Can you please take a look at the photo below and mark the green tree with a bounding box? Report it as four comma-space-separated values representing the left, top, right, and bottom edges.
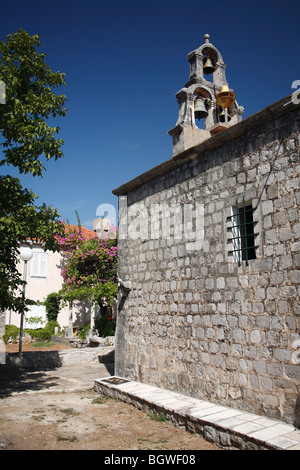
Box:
60, 235, 118, 306
59, 232, 118, 337
0, 30, 67, 316
0, 176, 64, 313
0, 29, 67, 176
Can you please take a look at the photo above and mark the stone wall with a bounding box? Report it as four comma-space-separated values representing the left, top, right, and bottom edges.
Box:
0, 346, 115, 369
114, 98, 300, 426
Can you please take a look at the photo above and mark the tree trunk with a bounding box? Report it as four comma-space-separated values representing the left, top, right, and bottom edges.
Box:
0, 309, 6, 338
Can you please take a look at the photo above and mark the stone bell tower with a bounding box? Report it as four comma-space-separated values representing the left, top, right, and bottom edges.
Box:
168, 34, 244, 156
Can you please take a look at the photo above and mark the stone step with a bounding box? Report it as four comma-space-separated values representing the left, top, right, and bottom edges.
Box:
94, 376, 300, 451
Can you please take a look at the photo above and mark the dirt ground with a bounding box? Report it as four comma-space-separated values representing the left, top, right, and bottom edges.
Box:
0, 341, 220, 451
0, 390, 220, 451
3, 341, 73, 353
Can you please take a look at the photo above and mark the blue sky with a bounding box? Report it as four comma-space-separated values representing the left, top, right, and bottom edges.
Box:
1, 0, 299, 229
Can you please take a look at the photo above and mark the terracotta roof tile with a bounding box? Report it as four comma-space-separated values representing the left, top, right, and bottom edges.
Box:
65, 224, 98, 240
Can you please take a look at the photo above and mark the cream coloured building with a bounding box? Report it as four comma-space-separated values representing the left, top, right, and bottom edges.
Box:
6, 224, 98, 333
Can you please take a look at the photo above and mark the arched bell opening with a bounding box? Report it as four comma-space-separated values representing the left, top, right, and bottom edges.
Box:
217, 105, 234, 123
202, 47, 218, 81
169, 34, 244, 156
216, 85, 236, 125
193, 88, 210, 129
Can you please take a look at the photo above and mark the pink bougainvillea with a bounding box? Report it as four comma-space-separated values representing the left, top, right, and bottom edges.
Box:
56, 222, 118, 309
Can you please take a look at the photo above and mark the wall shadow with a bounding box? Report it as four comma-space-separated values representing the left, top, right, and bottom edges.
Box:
2, 350, 62, 369
0, 351, 62, 398
97, 349, 115, 364
294, 395, 300, 429
103, 362, 114, 376
0, 367, 62, 398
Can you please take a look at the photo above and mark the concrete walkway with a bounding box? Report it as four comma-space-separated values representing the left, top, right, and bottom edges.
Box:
0, 347, 114, 396
0, 363, 114, 397
94, 375, 300, 451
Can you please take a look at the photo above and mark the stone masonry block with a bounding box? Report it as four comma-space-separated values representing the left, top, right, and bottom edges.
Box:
115, 106, 300, 427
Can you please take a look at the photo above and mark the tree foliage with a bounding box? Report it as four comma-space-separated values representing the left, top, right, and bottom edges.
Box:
0, 30, 66, 314
59, 231, 118, 309
44, 292, 62, 322
0, 175, 64, 313
0, 29, 67, 176
57, 225, 118, 336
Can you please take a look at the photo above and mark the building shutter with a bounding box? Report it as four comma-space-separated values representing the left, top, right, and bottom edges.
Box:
30, 252, 48, 277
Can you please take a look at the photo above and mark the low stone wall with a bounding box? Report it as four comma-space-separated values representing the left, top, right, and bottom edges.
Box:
0, 346, 114, 370
51, 335, 115, 348
94, 378, 271, 450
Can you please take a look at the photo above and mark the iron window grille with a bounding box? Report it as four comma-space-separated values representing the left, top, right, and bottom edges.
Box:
228, 197, 258, 266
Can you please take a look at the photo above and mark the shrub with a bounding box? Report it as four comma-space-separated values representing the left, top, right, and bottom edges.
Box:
78, 322, 90, 339
25, 321, 60, 342
44, 292, 61, 322
3, 321, 61, 344
3, 325, 19, 343
26, 328, 51, 342
95, 312, 116, 338
45, 320, 61, 335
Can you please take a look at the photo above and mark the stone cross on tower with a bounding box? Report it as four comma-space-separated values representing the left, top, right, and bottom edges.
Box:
168, 34, 244, 156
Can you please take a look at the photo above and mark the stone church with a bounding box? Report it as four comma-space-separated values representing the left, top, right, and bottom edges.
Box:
113, 35, 300, 427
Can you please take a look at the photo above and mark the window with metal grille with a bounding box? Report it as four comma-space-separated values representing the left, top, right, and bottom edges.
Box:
227, 197, 258, 266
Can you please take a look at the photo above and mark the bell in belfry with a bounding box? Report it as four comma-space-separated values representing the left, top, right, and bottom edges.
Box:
203, 57, 214, 74
219, 108, 231, 122
194, 98, 208, 120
